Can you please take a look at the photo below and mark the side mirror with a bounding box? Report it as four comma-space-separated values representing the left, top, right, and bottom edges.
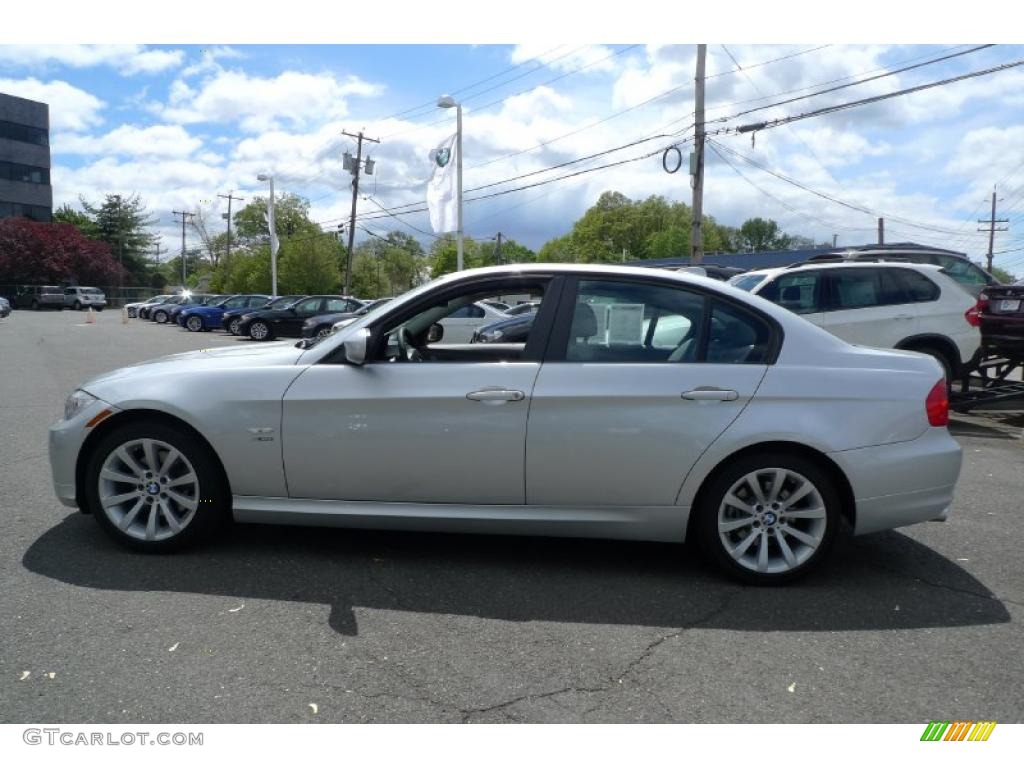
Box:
342, 328, 370, 366
427, 323, 444, 343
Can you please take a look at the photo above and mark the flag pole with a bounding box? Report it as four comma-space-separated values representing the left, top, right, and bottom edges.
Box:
455, 102, 463, 272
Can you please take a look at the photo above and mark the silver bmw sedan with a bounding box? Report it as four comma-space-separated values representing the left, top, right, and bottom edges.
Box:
49, 264, 961, 585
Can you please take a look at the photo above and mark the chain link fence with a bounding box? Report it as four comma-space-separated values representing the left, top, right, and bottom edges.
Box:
0, 284, 168, 309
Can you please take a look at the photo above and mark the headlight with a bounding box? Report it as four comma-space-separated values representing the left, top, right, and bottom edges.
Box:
64, 390, 97, 421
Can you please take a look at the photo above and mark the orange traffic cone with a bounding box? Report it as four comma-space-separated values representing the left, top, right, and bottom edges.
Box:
86, 307, 96, 324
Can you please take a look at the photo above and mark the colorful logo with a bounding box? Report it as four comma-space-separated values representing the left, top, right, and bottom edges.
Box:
435, 147, 451, 168
921, 721, 997, 741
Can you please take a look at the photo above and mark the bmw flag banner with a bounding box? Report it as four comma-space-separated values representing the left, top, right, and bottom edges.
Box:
427, 133, 458, 233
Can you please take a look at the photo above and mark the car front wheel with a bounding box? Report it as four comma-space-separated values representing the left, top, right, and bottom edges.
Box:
84, 420, 229, 552
186, 315, 204, 332
249, 320, 273, 341
73, 300, 82, 311
228, 318, 242, 335
695, 453, 840, 585
154, 310, 168, 323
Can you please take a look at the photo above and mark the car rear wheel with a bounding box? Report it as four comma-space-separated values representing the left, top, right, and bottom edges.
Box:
154, 310, 168, 323
186, 315, 204, 332
249, 320, 273, 341
912, 344, 955, 391
31, 299, 39, 311
73, 300, 82, 311
695, 453, 840, 585
85, 420, 229, 552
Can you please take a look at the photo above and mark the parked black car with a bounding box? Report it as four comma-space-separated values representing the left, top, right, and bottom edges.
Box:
139, 295, 189, 320
470, 312, 536, 344
238, 295, 362, 341
300, 297, 392, 339
221, 295, 304, 335
979, 283, 1024, 358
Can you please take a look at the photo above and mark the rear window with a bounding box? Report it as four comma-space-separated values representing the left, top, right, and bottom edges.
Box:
893, 269, 940, 302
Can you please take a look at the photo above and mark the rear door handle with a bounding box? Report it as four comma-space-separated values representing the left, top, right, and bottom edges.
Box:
682, 388, 739, 401
467, 388, 525, 403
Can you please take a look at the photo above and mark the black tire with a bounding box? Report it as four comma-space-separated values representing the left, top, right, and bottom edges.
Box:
31, 299, 39, 311
73, 300, 82, 311
228, 317, 242, 335
186, 315, 204, 332
95, 306, 104, 312
154, 310, 168, 324
694, 452, 841, 586
84, 419, 230, 553
248, 320, 274, 341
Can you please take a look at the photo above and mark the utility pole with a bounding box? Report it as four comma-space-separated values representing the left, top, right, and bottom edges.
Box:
877, 217, 884, 245
691, 44, 707, 265
978, 187, 1009, 272
153, 242, 165, 265
172, 211, 194, 288
342, 129, 380, 296
218, 191, 244, 269
832, 234, 838, 248
495, 232, 503, 265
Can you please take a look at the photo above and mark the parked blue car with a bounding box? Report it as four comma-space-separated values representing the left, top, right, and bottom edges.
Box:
179, 294, 272, 332
167, 294, 225, 325
220, 295, 305, 335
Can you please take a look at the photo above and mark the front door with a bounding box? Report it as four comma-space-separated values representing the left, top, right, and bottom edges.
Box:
282, 277, 557, 504
526, 277, 772, 507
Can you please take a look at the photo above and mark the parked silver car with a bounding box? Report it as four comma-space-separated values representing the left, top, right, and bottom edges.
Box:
63, 286, 107, 311
49, 264, 961, 584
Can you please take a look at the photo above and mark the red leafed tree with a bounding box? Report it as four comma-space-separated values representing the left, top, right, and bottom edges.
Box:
0, 218, 124, 285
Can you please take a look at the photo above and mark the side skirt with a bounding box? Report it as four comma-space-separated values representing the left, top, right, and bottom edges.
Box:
232, 496, 689, 543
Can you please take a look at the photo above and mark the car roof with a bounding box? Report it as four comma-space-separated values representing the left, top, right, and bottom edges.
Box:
739, 261, 946, 279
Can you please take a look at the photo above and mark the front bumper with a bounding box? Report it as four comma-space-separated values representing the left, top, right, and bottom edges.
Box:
48, 397, 118, 509
828, 427, 963, 536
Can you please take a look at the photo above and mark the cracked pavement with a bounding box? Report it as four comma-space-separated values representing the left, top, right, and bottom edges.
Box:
1, 310, 1022, 723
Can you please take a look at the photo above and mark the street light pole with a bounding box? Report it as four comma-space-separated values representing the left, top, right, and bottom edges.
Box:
257, 174, 278, 296
438, 95, 464, 271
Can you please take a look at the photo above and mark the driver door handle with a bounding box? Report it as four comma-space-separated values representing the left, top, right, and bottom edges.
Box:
682, 388, 738, 401
466, 388, 525, 403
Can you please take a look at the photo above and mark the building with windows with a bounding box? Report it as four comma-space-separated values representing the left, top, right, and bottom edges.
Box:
0, 92, 52, 222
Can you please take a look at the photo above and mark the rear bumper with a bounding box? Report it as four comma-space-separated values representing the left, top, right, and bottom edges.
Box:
828, 427, 962, 536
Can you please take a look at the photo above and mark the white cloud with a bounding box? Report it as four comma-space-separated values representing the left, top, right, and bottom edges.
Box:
159, 70, 384, 132
0, 45, 184, 75
510, 44, 620, 74
180, 47, 246, 79
54, 124, 204, 159
0, 77, 105, 131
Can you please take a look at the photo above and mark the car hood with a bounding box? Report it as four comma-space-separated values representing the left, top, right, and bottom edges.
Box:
81, 342, 305, 395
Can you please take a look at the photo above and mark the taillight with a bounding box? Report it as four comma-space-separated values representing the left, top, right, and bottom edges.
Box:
926, 379, 949, 427
965, 294, 988, 327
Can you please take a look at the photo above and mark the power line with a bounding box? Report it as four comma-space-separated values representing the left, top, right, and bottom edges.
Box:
364, 195, 438, 239
706, 44, 832, 80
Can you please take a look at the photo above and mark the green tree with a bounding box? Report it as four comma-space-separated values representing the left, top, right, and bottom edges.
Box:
990, 265, 1018, 284
478, 237, 535, 266
79, 193, 157, 281
537, 233, 580, 263
53, 204, 99, 239
233, 193, 315, 243
430, 234, 482, 278
278, 233, 342, 295
736, 217, 792, 252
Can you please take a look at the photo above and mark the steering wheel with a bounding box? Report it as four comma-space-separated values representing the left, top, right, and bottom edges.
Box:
396, 326, 424, 362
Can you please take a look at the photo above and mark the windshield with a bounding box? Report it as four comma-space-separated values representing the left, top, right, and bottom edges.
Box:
729, 274, 767, 292
267, 295, 305, 309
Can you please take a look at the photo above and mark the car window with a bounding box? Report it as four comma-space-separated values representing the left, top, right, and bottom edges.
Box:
729, 274, 766, 292
757, 272, 821, 314
294, 298, 323, 314
708, 301, 773, 364
223, 296, 248, 309
449, 304, 485, 318
64, 288, 75, 295
934, 255, 992, 287
830, 270, 881, 310
894, 269, 940, 302
567, 279, 705, 364
324, 298, 353, 312
247, 296, 268, 307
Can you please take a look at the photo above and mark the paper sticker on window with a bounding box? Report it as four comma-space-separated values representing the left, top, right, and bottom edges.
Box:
606, 304, 645, 345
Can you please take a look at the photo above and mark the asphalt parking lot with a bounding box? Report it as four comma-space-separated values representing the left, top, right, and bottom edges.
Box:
1, 308, 1022, 723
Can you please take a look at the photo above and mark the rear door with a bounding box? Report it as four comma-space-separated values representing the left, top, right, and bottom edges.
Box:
439, 303, 487, 343
821, 268, 916, 347
280, 297, 326, 335
526, 276, 772, 507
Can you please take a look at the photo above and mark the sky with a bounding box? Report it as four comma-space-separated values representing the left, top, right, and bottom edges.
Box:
2, 42, 1024, 276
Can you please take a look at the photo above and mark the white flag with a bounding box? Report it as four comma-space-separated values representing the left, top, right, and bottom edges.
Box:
426, 133, 458, 234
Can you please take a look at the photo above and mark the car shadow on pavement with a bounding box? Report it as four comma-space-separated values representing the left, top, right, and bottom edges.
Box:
23, 514, 1011, 636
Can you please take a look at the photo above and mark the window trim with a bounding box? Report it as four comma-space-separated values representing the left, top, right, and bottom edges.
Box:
545, 272, 783, 365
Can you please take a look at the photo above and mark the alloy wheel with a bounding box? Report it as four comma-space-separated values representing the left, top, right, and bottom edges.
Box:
97, 438, 199, 542
250, 321, 269, 340
186, 315, 203, 332
717, 468, 827, 575
316, 327, 332, 339
229, 318, 241, 335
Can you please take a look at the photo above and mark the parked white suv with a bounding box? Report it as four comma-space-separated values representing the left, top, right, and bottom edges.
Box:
730, 262, 981, 381
63, 286, 107, 311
